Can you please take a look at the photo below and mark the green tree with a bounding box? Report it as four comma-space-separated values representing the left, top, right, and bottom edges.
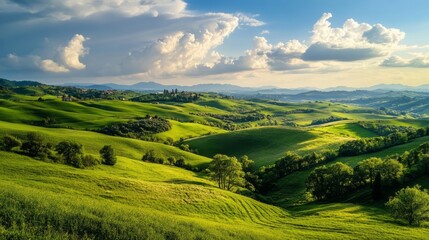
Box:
354, 157, 382, 186
307, 162, 353, 200
167, 156, 176, 165
239, 155, 254, 172
379, 159, 404, 185
100, 145, 117, 166
1, 135, 22, 151
56, 141, 84, 168
21, 132, 50, 159
386, 185, 429, 225
208, 154, 245, 190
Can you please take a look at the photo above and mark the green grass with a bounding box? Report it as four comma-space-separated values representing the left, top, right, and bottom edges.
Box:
1, 151, 429, 239
316, 122, 379, 138
155, 120, 226, 141
0, 121, 211, 168
186, 127, 350, 168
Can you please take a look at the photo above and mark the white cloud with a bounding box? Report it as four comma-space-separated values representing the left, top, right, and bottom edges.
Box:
235, 13, 265, 27
0, 34, 88, 73
1, 0, 188, 20
382, 55, 429, 68
40, 59, 69, 73
121, 13, 239, 75
260, 30, 270, 35
304, 12, 405, 61
60, 34, 88, 70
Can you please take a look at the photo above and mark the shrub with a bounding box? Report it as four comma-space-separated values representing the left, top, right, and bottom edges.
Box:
1, 135, 22, 151
100, 145, 117, 166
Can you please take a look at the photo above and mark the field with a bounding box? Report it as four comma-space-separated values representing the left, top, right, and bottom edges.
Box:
1, 88, 429, 239
2, 151, 429, 239
186, 127, 351, 168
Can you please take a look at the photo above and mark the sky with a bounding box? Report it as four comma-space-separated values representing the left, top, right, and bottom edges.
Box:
1, 0, 429, 88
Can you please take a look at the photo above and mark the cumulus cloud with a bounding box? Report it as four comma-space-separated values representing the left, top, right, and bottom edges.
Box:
60, 34, 88, 70
121, 14, 239, 75
235, 13, 265, 27
382, 55, 429, 68
260, 30, 270, 35
0, 34, 88, 73
40, 59, 69, 73
304, 12, 405, 61
1, 0, 188, 20
188, 12, 408, 76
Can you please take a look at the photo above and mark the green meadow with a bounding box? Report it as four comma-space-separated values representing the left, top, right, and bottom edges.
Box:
1, 90, 429, 239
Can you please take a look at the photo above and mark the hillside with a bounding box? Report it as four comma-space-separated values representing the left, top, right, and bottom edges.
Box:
186, 127, 350, 168
1, 81, 429, 239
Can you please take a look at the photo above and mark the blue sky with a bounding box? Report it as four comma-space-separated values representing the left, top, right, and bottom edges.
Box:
1, 0, 429, 88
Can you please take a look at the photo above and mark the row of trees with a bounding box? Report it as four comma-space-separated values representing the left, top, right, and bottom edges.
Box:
1, 133, 116, 168
307, 142, 429, 201
251, 151, 337, 193
357, 121, 415, 136
338, 127, 429, 156
306, 158, 404, 200
99, 115, 171, 139
131, 92, 200, 103
141, 150, 197, 171
310, 116, 348, 125
194, 112, 265, 123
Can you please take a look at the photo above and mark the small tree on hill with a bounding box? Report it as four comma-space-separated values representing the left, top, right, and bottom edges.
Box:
56, 141, 84, 168
100, 145, 117, 166
1, 135, 22, 151
208, 154, 245, 190
21, 132, 50, 159
386, 185, 429, 225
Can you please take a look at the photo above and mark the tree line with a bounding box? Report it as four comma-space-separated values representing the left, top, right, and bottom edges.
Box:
306, 142, 429, 201
99, 115, 171, 139
1, 133, 117, 168
338, 126, 429, 156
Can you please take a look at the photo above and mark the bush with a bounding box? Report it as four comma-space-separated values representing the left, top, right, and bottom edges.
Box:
56, 141, 85, 168
21, 132, 51, 159
386, 185, 429, 225
1, 135, 22, 151
82, 155, 101, 167
100, 145, 117, 166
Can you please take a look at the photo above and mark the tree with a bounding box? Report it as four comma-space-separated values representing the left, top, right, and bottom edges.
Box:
379, 159, 404, 185
353, 157, 382, 186
21, 132, 50, 159
386, 185, 429, 225
100, 145, 117, 166
239, 155, 254, 172
207, 154, 245, 190
307, 162, 353, 200
1, 135, 22, 151
56, 141, 84, 168
167, 156, 176, 165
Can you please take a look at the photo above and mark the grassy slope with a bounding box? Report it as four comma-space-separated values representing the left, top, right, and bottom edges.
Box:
0, 121, 211, 168
2, 151, 428, 239
155, 120, 227, 141
0, 97, 226, 140
186, 127, 350, 168
315, 122, 379, 138
269, 135, 429, 207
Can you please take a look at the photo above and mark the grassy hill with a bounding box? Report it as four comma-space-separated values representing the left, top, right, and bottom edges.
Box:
186, 127, 351, 168
0, 121, 211, 168
2, 151, 429, 239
